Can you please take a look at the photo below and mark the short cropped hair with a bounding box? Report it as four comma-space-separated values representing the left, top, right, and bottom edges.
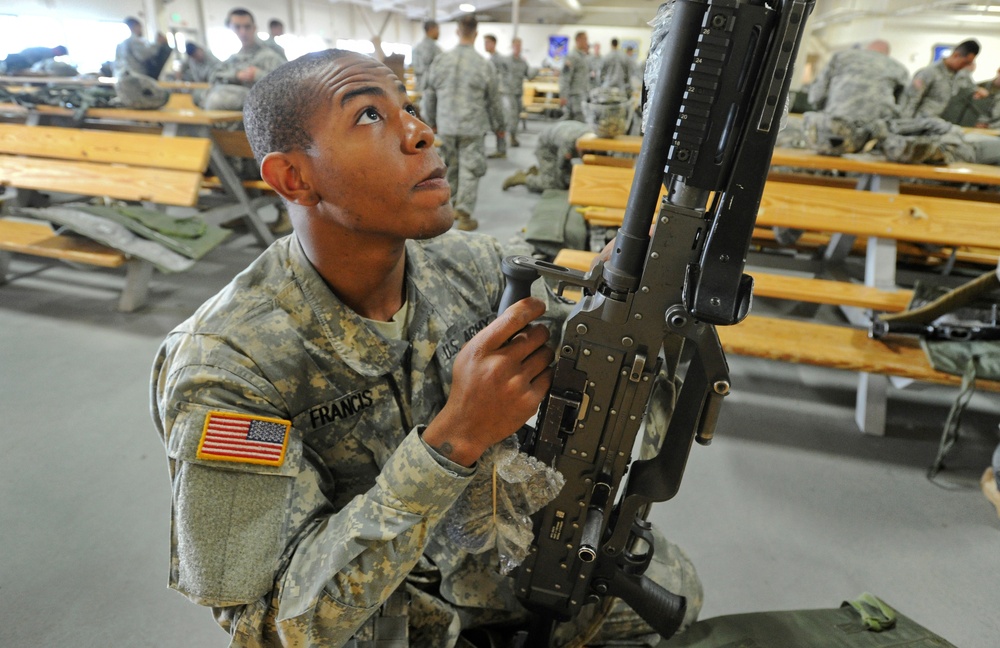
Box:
124, 17, 141, 30
575, 31, 587, 41
225, 8, 255, 27
269, 19, 284, 30
484, 34, 497, 45
244, 49, 356, 167
954, 39, 980, 57
611, 38, 619, 47
423, 20, 438, 32
457, 15, 478, 37
185, 42, 199, 56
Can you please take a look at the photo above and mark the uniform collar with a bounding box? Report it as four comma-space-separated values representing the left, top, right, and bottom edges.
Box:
289, 235, 462, 377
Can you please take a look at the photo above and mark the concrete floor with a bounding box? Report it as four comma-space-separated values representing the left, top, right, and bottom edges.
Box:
1, 119, 998, 647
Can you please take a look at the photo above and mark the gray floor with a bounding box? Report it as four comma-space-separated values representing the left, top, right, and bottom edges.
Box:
2, 120, 998, 647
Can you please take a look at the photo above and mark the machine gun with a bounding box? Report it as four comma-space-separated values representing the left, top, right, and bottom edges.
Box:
497, 0, 814, 639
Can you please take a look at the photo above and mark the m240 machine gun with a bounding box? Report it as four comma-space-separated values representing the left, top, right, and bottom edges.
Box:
497, 0, 815, 639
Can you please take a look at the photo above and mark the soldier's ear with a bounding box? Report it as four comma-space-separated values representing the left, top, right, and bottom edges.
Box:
260, 151, 319, 206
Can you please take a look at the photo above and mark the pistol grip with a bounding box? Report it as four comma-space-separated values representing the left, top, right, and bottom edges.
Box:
499, 255, 541, 314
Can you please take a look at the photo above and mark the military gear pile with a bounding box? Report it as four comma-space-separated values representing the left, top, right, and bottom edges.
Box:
803, 112, 978, 164
582, 86, 633, 138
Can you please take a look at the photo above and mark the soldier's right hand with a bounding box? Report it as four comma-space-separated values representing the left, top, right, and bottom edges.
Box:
422, 298, 553, 467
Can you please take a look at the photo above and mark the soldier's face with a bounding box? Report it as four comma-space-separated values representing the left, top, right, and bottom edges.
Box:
485, 40, 496, 54
228, 15, 257, 47
298, 54, 453, 238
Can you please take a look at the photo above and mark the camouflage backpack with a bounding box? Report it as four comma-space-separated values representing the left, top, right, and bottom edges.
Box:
115, 70, 170, 110
802, 111, 887, 156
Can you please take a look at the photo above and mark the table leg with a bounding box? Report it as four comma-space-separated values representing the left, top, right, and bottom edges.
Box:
118, 258, 153, 312
852, 173, 900, 436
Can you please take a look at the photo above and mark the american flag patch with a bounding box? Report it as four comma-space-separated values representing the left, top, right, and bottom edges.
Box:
196, 412, 291, 467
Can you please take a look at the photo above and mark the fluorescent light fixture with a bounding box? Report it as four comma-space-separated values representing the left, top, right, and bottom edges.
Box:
459, 3, 476, 12
954, 14, 1000, 22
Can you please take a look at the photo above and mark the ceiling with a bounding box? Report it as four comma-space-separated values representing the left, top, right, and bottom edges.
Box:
374, 0, 1000, 31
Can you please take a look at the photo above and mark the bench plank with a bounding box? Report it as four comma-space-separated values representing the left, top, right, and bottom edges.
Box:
551, 249, 913, 312
0, 154, 203, 206
210, 128, 255, 159
0, 218, 125, 268
719, 316, 1000, 392
0, 123, 211, 172
569, 165, 1000, 250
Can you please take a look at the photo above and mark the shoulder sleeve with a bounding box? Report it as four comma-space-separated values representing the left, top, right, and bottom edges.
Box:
152, 332, 474, 644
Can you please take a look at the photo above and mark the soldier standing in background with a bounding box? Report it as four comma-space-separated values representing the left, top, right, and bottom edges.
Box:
502, 120, 595, 193
265, 19, 288, 61
201, 8, 287, 110
484, 34, 511, 159
808, 39, 909, 121
900, 39, 986, 119
599, 38, 633, 97
114, 17, 171, 79
559, 31, 593, 121
506, 37, 533, 147
411, 20, 441, 92
422, 15, 505, 232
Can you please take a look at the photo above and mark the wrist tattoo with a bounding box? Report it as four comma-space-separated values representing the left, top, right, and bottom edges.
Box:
435, 441, 454, 457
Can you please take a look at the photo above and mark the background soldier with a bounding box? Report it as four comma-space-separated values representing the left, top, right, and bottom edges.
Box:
599, 37, 633, 97
201, 8, 287, 110
808, 39, 909, 121
180, 42, 220, 83
559, 31, 593, 121
114, 17, 171, 79
505, 37, 533, 148
503, 119, 594, 193
265, 19, 288, 61
411, 20, 441, 92
900, 39, 985, 119
484, 34, 512, 158
422, 15, 505, 231
1, 45, 68, 75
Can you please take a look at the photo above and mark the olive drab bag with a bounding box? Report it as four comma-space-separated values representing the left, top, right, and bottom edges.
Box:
661, 594, 958, 647
876, 268, 1000, 478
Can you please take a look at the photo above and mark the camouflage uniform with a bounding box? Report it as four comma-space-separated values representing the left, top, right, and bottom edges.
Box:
422, 45, 505, 218
114, 35, 171, 78
900, 60, 977, 119
488, 52, 512, 155
504, 54, 533, 144
412, 38, 442, 92
152, 231, 702, 647
526, 120, 594, 193
181, 51, 222, 84
202, 39, 287, 111
599, 49, 634, 97
807, 48, 909, 121
559, 48, 593, 121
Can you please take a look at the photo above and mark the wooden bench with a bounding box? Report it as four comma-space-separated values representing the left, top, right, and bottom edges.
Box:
568, 164, 1000, 268
0, 121, 212, 311
522, 80, 561, 116
551, 248, 1000, 432
562, 163, 1000, 434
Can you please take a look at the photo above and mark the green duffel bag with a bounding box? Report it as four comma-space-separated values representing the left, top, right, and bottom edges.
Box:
660, 593, 957, 648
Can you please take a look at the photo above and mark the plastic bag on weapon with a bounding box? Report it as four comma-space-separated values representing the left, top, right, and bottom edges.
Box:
442, 435, 565, 575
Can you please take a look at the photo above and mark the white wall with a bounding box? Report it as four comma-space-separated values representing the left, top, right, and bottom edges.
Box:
805, 15, 1000, 85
